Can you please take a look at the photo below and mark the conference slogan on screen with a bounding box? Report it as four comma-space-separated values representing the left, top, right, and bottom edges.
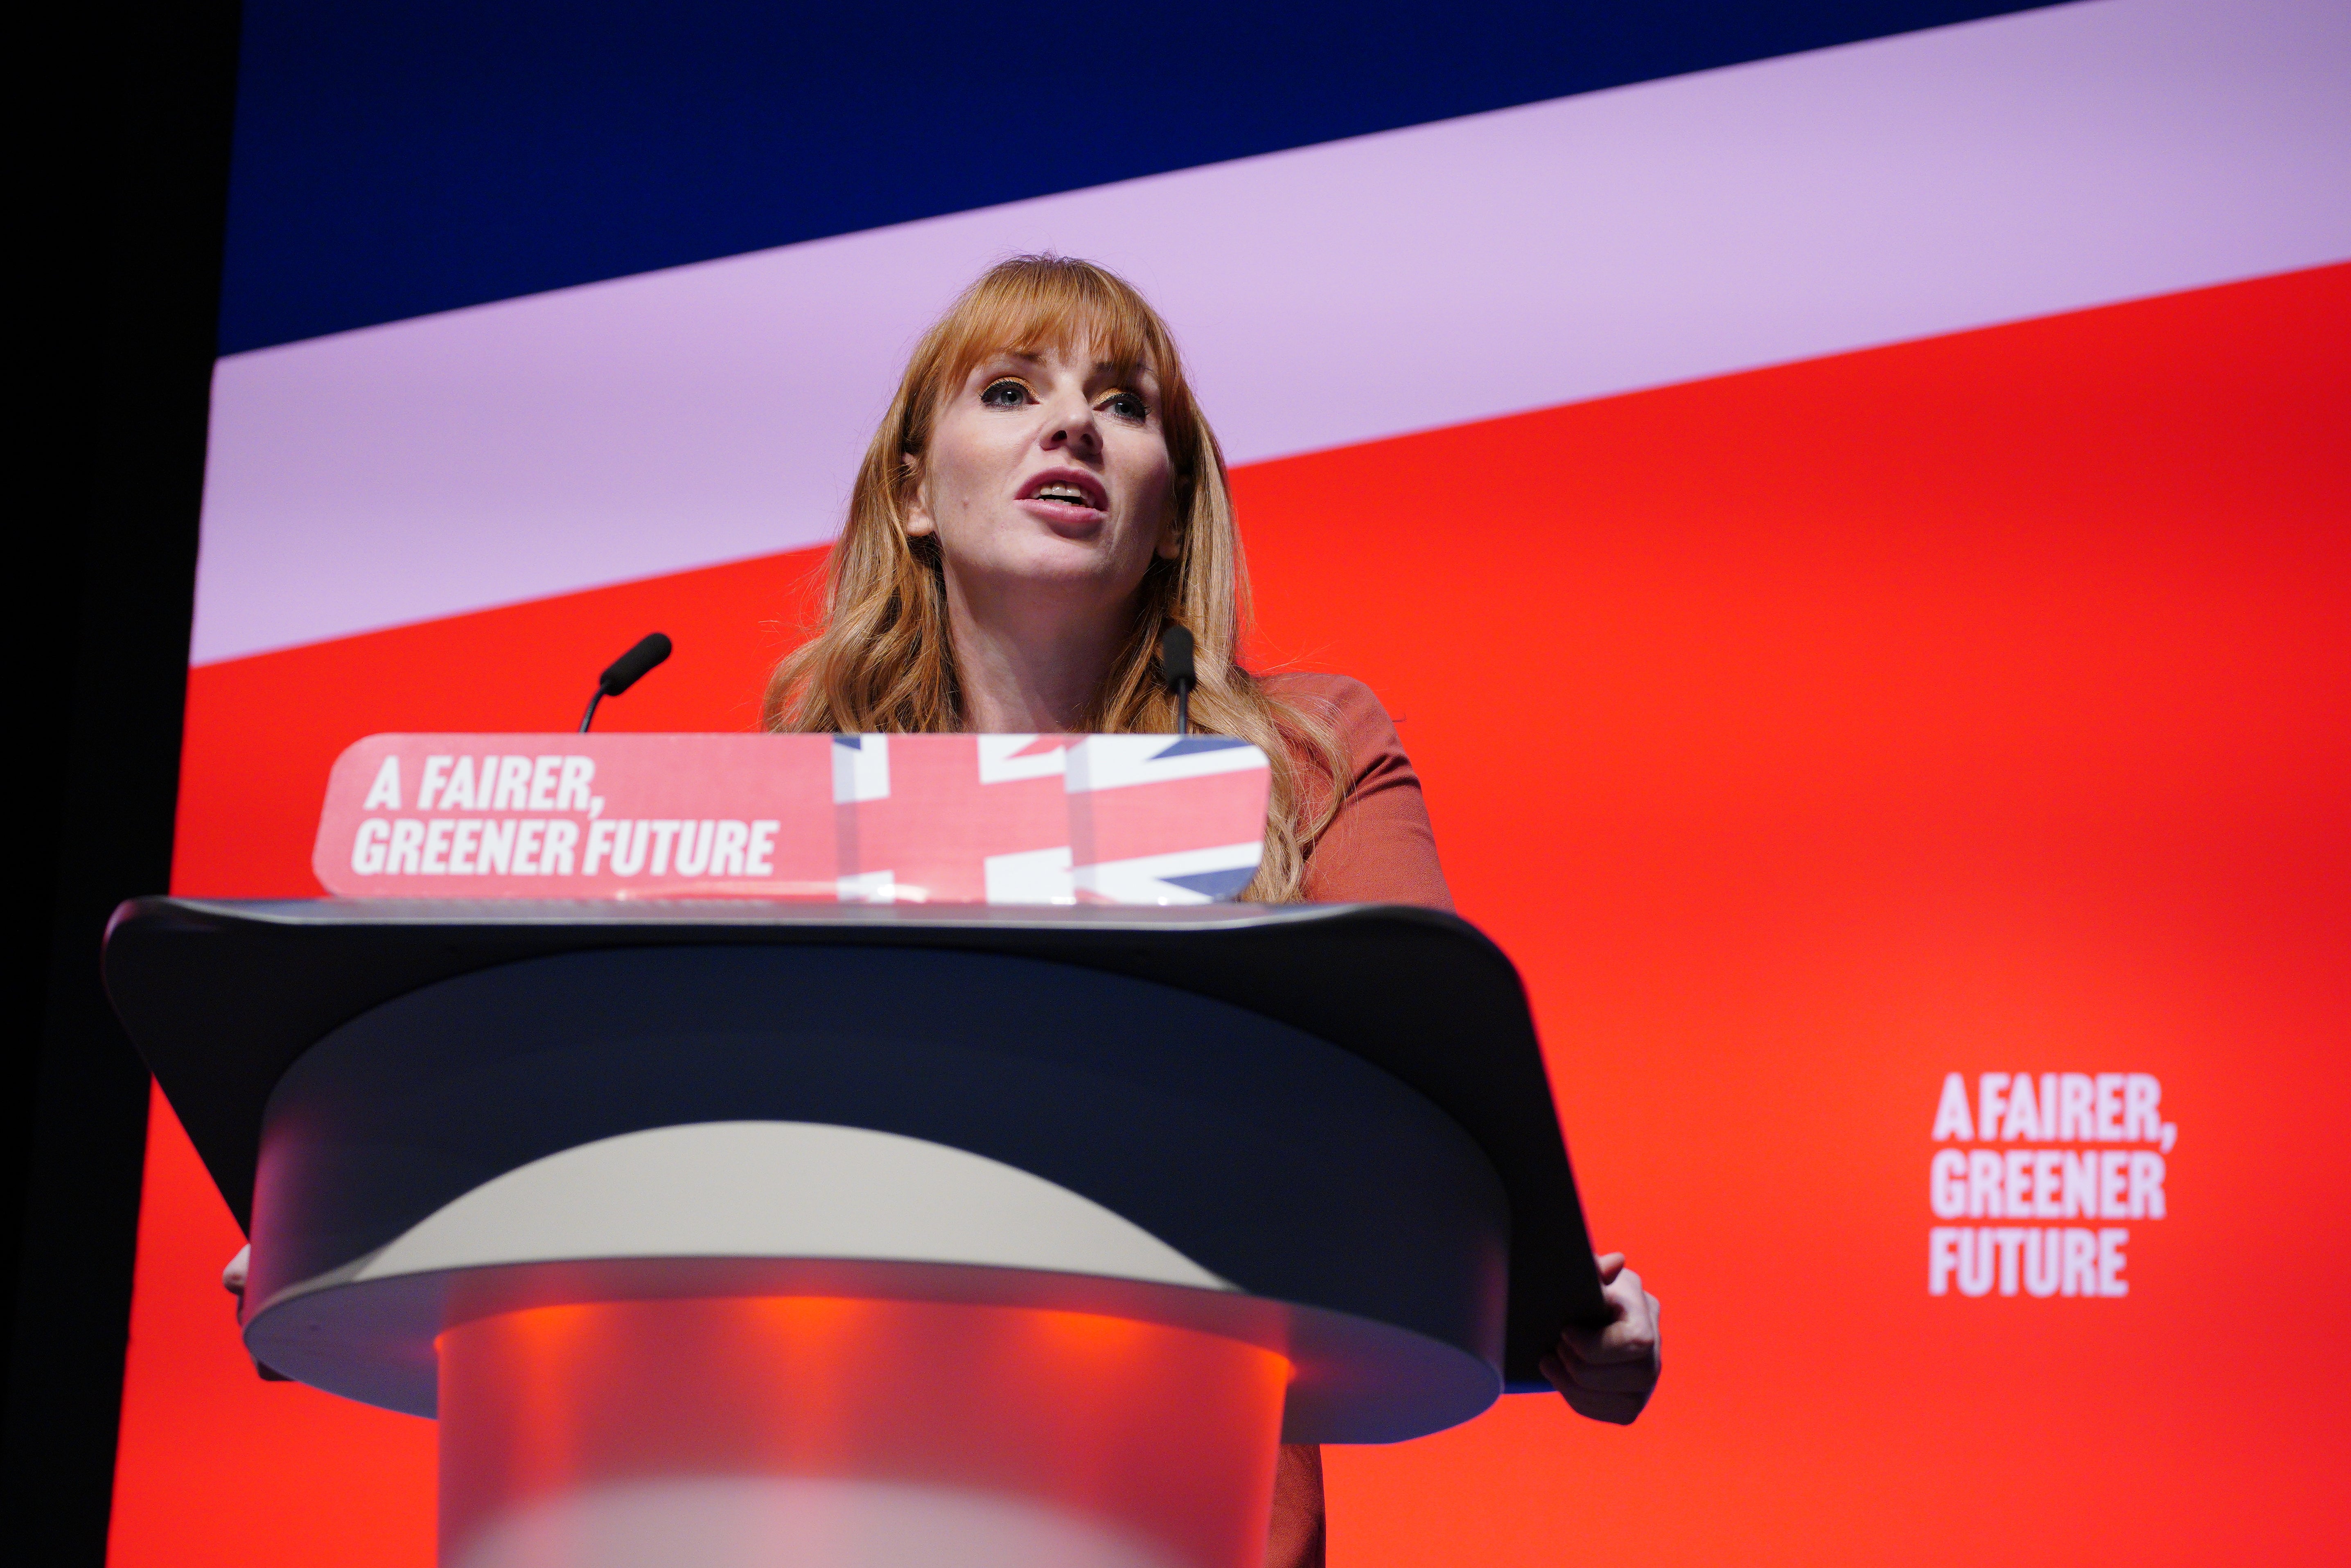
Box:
347, 752, 783, 881
1927, 1072, 2174, 1300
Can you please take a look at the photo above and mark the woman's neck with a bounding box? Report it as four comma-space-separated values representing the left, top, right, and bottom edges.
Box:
944, 572, 1130, 733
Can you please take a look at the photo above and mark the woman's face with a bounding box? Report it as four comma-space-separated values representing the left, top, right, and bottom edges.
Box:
905, 341, 1179, 609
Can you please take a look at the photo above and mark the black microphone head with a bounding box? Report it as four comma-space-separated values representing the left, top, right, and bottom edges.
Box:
1159, 624, 1195, 691
598, 633, 673, 697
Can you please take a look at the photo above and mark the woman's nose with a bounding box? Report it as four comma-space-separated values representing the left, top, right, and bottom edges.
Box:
1042, 397, 1101, 454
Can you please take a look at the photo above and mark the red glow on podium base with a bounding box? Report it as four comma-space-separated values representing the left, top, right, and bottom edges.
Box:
436, 1296, 1290, 1568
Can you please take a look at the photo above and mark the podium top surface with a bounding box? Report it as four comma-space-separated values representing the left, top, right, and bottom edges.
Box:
104, 897, 1609, 1346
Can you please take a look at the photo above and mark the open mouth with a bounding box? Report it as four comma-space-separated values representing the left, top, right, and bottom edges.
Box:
1019, 471, 1108, 511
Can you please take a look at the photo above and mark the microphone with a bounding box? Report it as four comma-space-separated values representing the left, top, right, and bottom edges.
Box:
579, 633, 673, 732
1159, 624, 1195, 737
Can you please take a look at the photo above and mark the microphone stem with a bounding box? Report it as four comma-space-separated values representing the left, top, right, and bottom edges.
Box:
578, 689, 603, 734
1177, 685, 1191, 737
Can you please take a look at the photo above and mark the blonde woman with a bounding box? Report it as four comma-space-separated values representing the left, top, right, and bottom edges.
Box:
768, 255, 1661, 1566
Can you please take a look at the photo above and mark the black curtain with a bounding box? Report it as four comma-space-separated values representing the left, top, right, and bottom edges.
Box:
5, 1, 242, 1560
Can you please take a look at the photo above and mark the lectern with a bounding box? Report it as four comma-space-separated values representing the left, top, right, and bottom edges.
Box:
105, 897, 1604, 1568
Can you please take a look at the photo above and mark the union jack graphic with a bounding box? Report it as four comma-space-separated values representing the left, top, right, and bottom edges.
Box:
830, 733, 1269, 903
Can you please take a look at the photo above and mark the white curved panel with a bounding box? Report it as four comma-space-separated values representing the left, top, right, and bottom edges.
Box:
355, 1120, 1231, 1292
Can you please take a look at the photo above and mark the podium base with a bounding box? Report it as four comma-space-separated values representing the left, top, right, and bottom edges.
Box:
438, 1295, 1288, 1568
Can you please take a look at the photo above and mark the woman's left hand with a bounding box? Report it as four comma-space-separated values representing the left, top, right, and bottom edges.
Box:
1539, 1252, 1661, 1425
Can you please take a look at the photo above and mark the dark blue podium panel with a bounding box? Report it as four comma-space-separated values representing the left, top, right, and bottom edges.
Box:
104, 899, 1606, 1392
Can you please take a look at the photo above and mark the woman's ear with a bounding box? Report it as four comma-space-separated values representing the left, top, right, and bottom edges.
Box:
901, 455, 936, 538
1154, 499, 1184, 560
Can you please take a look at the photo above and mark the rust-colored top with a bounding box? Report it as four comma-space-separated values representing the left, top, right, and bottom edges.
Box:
1261, 672, 1451, 1568
1273, 671, 1452, 912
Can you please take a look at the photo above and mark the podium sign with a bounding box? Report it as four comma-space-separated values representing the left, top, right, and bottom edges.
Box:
315, 732, 1271, 904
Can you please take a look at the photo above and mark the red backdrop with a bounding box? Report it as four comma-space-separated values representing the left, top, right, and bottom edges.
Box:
115, 262, 2351, 1565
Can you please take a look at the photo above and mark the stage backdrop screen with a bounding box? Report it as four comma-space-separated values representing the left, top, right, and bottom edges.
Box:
113, 3, 2351, 1564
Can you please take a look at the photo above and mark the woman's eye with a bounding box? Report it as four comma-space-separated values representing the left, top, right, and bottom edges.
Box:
980, 378, 1030, 407
1103, 392, 1149, 421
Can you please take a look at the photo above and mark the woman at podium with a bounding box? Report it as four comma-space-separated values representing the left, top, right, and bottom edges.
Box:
763, 255, 1661, 1567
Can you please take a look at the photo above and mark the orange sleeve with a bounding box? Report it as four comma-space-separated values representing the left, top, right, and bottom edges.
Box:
1268, 672, 1454, 912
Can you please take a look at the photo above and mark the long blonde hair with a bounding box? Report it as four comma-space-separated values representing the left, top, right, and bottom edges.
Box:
763, 255, 1344, 901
